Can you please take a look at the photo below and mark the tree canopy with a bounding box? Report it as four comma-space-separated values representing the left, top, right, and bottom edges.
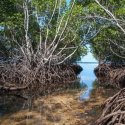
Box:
0, 0, 125, 63
76, 0, 125, 63
0, 0, 87, 62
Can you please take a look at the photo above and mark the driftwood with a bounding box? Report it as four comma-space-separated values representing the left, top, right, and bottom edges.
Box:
94, 64, 125, 88
96, 88, 125, 125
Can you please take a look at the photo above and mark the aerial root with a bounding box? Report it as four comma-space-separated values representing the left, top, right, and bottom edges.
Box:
94, 64, 125, 88
96, 88, 125, 125
0, 62, 77, 98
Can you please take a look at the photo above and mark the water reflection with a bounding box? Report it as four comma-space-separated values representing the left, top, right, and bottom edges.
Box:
78, 63, 98, 100
0, 79, 82, 117
1, 63, 119, 125
0, 61, 98, 117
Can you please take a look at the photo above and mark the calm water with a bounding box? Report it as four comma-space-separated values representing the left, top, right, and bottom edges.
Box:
1, 61, 118, 125
0, 63, 98, 117
78, 62, 98, 100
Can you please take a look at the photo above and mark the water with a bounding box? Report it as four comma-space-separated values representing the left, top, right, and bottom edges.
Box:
1, 59, 119, 125
78, 62, 98, 100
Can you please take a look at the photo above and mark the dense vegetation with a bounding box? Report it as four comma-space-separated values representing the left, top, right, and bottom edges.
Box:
76, 0, 125, 63
0, 0, 87, 62
1, 0, 125, 63
1, 1, 125, 125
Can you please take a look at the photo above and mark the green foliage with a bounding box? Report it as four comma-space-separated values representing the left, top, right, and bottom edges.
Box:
76, 0, 125, 63
0, 0, 87, 62
2, 0, 125, 63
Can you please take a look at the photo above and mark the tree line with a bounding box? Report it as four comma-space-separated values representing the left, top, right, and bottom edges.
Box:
0, 0, 125, 63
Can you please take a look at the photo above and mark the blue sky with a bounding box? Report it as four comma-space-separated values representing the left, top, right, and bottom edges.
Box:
80, 44, 97, 62
66, 0, 71, 3
66, 0, 71, 5
81, 52, 97, 62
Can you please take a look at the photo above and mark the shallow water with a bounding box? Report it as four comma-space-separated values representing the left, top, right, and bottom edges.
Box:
0, 62, 119, 125
0, 55, 98, 116
78, 62, 98, 100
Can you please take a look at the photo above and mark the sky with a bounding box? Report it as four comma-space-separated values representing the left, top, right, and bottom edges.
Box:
81, 52, 97, 62
66, 0, 71, 5
80, 44, 98, 62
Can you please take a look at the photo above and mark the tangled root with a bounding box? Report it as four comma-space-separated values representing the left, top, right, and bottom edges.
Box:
96, 88, 125, 125
0, 61, 77, 98
94, 64, 125, 88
